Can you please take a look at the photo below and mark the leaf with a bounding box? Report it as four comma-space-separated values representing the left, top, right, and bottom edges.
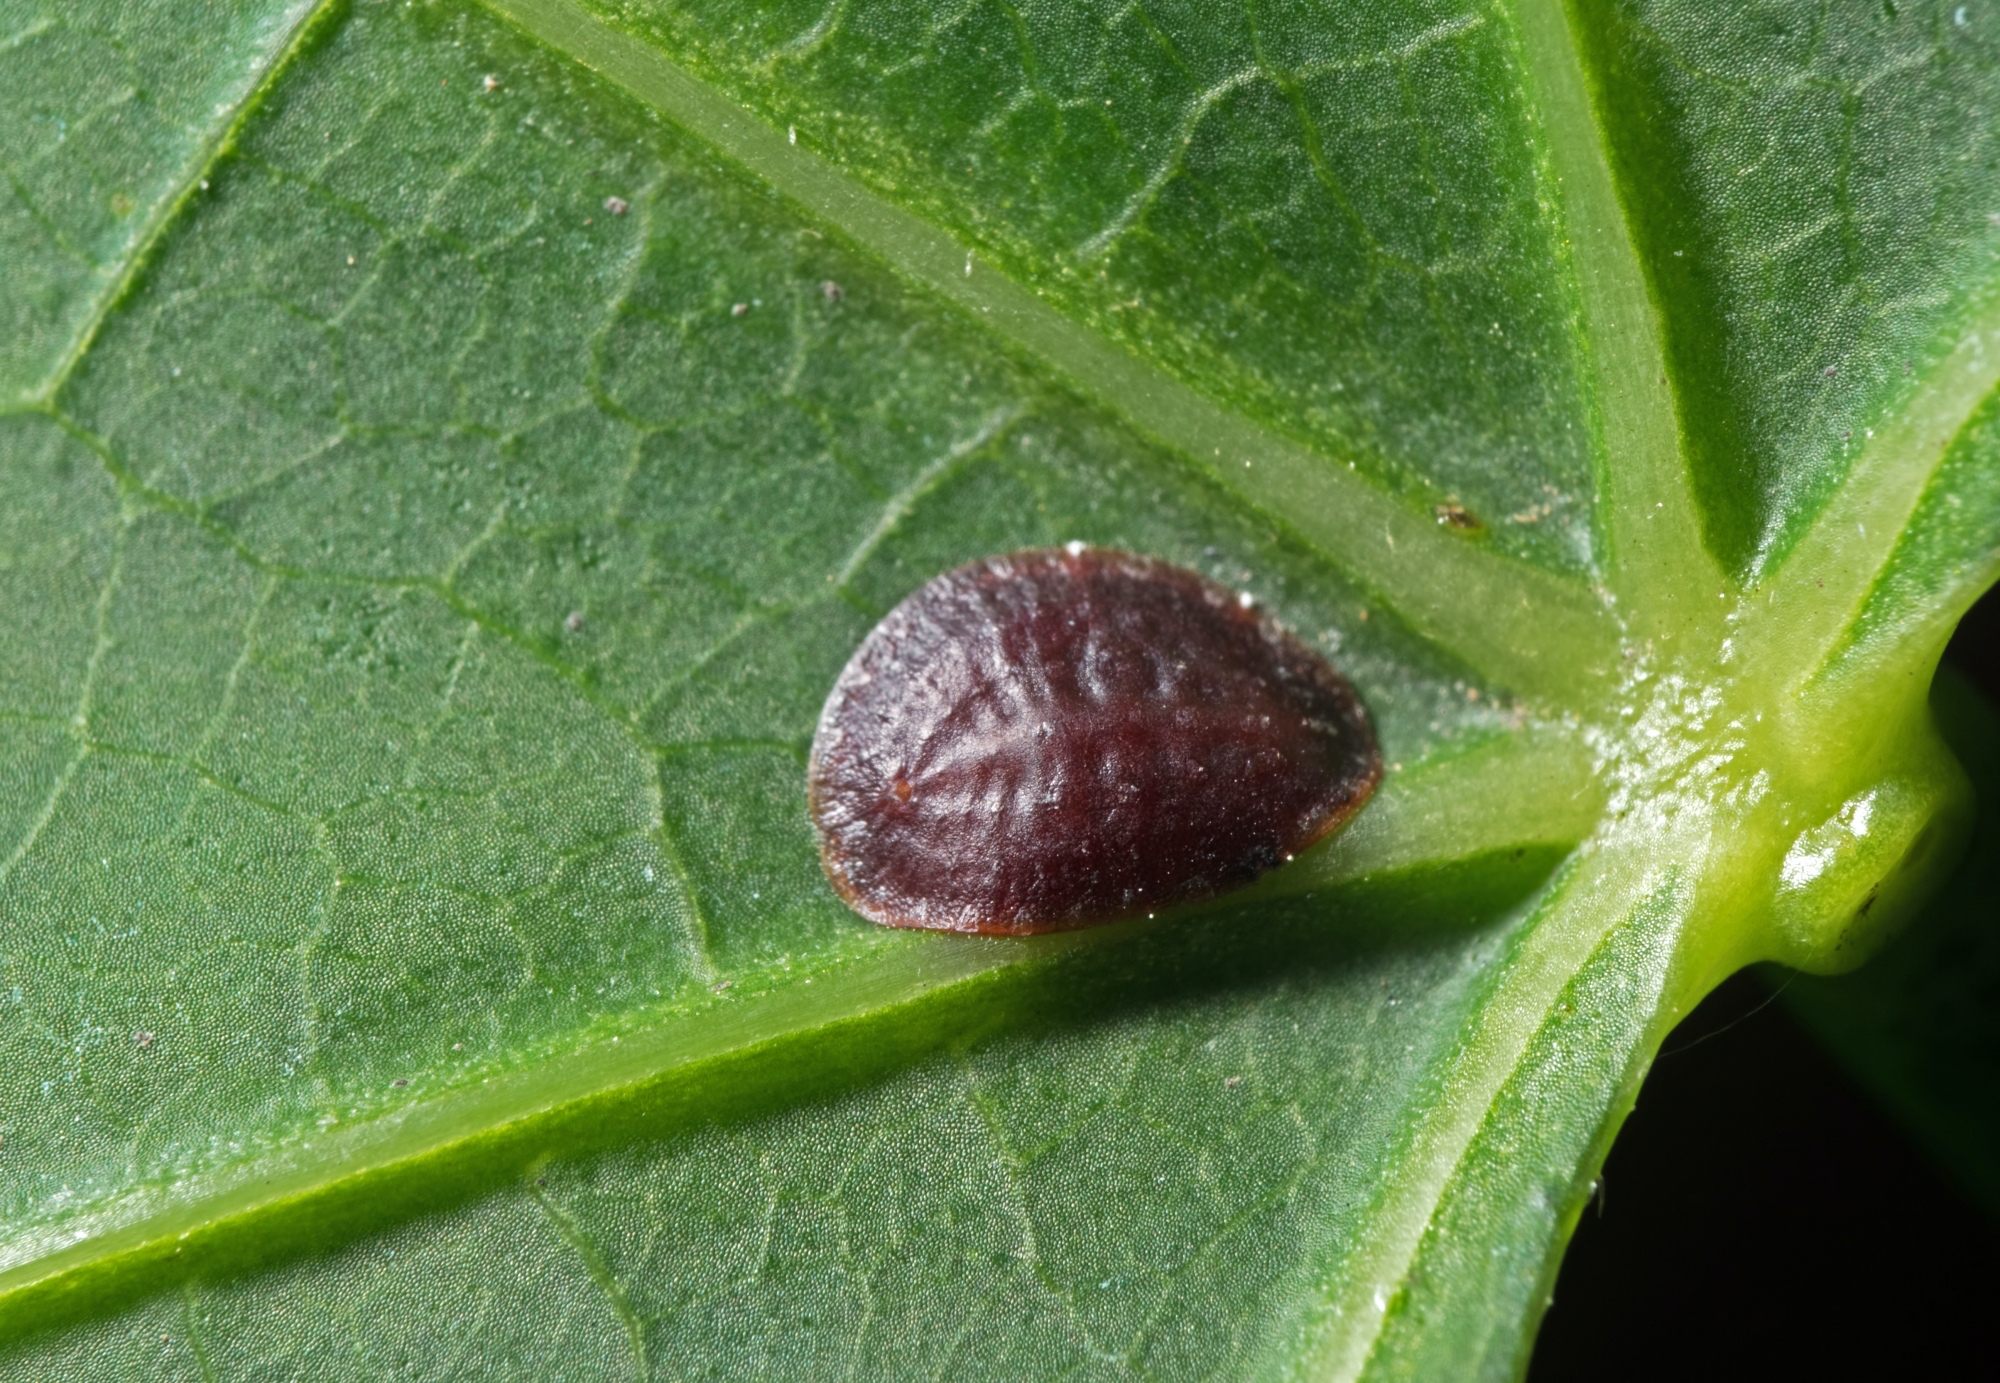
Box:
0, 0, 1995, 1378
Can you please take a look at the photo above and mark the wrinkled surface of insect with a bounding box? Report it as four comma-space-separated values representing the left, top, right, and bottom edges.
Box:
808, 546, 1382, 935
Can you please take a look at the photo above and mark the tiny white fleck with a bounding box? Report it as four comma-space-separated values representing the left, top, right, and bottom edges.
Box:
1237, 591, 1255, 609
1065, 539, 1086, 556
789, 125, 797, 144
483, 74, 499, 92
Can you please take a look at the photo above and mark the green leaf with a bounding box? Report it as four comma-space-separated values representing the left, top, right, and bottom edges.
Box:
0, 0, 1995, 1377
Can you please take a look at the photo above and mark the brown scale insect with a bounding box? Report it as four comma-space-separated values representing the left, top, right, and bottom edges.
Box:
808, 545, 1381, 935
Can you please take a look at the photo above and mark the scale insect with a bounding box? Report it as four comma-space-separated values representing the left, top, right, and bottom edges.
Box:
808, 546, 1382, 935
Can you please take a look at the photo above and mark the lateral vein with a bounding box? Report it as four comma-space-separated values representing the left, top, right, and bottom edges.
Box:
1512, 0, 1717, 632
472, 0, 1619, 706
1747, 290, 2000, 684
26, 0, 343, 409
0, 737, 1590, 1315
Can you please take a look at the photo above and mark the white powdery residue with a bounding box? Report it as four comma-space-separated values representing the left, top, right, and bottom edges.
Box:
1581, 635, 1765, 850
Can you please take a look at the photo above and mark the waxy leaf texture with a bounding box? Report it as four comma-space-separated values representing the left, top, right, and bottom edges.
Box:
2, 0, 1998, 1378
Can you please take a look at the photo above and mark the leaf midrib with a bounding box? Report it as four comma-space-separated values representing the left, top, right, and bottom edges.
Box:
0, 739, 1594, 1317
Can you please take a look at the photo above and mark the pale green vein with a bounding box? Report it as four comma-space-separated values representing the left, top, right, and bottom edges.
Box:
833, 403, 1023, 591
529, 1180, 652, 1382
179, 1282, 220, 1383
1309, 827, 1696, 1383
1512, 0, 1717, 637
25, 0, 339, 409
1251, 726, 1603, 900
1743, 290, 2000, 689
0, 520, 127, 891
0, 736, 1591, 1313
473, 0, 1620, 707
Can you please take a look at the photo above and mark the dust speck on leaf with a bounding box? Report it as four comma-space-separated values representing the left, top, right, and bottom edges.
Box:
821, 279, 844, 301
134, 1031, 154, 1049
392, 1079, 408, 1088
604, 195, 628, 215
731, 302, 750, 317
565, 610, 584, 632
482, 74, 499, 92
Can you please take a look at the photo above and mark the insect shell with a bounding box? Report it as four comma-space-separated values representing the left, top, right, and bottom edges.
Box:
807, 546, 1382, 935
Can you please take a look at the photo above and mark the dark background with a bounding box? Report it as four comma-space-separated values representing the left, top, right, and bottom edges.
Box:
1528, 587, 2000, 1380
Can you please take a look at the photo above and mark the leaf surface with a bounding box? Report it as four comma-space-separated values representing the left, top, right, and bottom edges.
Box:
0, 0, 1995, 1378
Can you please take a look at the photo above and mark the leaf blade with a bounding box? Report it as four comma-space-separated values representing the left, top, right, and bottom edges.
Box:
479, 0, 1617, 703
